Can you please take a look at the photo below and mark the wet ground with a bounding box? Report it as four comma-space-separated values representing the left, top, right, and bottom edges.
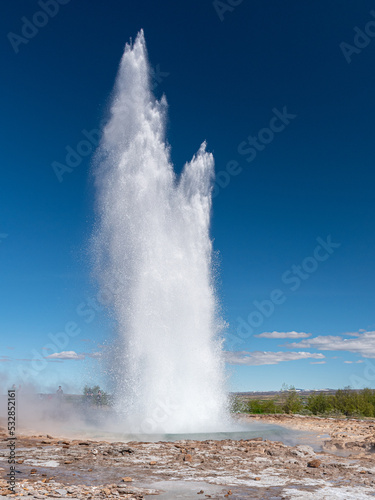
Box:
0, 415, 375, 499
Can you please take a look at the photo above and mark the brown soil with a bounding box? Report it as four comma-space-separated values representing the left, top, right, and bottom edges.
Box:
241, 413, 375, 454
1, 417, 375, 499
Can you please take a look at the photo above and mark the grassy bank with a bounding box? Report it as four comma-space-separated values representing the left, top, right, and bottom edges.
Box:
231, 387, 375, 418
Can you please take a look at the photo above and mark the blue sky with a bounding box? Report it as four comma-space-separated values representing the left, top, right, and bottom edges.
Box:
1, 0, 375, 393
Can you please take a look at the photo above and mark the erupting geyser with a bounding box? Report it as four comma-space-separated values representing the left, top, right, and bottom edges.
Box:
91, 31, 228, 434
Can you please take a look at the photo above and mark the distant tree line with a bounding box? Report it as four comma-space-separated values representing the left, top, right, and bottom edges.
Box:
231, 386, 375, 418
306, 387, 375, 417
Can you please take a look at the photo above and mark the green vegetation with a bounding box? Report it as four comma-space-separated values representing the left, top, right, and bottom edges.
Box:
231, 386, 375, 418
82, 385, 110, 406
247, 399, 278, 414
280, 385, 303, 414
307, 387, 375, 417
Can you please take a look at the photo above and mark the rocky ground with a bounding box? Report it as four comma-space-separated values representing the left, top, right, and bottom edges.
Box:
0, 416, 374, 499
244, 413, 375, 454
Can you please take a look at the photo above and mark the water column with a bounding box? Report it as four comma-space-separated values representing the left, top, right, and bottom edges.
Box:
91, 31, 228, 433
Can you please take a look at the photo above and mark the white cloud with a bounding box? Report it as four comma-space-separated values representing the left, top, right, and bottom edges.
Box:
44, 351, 101, 360
46, 351, 85, 360
284, 330, 375, 358
310, 361, 326, 364
86, 352, 102, 358
344, 361, 353, 364
255, 331, 311, 339
225, 350, 325, 366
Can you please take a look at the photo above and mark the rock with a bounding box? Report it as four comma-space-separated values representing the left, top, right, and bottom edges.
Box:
117, 485, 159, 495
254, 477, 261, 481
55, 489, 68, 495
64, 461, 73, 464
149, 460, 156, 465
30, 468, 37, 474
183, 454, 192, 462
1, 489, 14, 496
307, 459, 321, 468
291, 445, 316, 458
197, 491, 204, 495
121, 477, 133, 482
118, 446, 134, 454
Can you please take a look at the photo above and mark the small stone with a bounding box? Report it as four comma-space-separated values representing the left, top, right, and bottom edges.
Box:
121, 477, 132, 482
197, 491, 204, 495
88, 468, 93, 472
16, 459, 23, 464
307, 459, 321, 468
254, 477, 261, 481
64, 461, 73, 464
55, 489, 67, 495
119, 446, 135, 454
30, 468, 37, 474
149, 461, 156, 465
184, 454, 192, 462
46, 434, 53, 439
1, 490, 14, 496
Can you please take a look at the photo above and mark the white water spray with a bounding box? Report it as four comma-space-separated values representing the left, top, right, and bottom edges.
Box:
92, 31, 228, 433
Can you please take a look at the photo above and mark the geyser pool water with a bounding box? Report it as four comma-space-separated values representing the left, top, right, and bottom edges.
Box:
91, 30, 228, 434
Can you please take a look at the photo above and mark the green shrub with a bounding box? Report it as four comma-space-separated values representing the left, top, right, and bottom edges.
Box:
281, 386, 303, 414
307, 392, 333, 415
246, 399, 278, 414
230, 396, 247, 413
